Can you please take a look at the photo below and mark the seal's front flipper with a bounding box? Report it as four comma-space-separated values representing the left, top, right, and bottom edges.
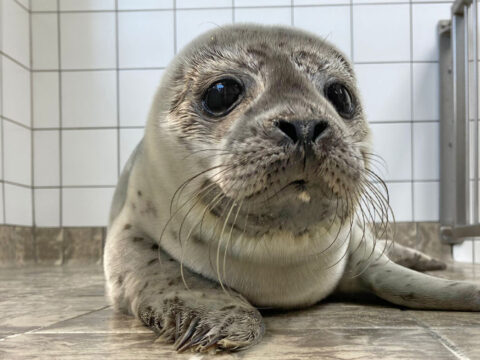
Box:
377, 240, 446, 272
359, 260, 480, 311
104, 219, 264, 353
139, 291, 264, 353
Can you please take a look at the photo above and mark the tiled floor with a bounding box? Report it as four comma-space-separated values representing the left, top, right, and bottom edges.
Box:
0, 264, 479, 359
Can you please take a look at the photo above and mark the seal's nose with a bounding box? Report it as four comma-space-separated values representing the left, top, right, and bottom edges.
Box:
275, 119, 329, 144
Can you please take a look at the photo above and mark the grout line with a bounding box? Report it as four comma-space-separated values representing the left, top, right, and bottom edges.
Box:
0, 180, 33, 189
1, 116, 32, 130
35, 185, 116, 189
26, 1, 455, 14
28, 0, 36, 261
410, 317, 470, 360
33, 67, 167, 72
29, 61, 442, 72
0, 50, 30, 71
29, 181, 443, 189
57, 0, 63, 228
4, 305, 112, 339
350, 0, 354, 61
409, 0, 415, 222
12, 0, 29, 13
173, 0, 177, 55
33, 125, 145, 131
26, 121, 442, 130
115, 0, 120, 178
290, 0, 294, 26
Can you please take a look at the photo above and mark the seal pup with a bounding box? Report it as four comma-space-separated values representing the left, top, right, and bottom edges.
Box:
104, 24, 480, 353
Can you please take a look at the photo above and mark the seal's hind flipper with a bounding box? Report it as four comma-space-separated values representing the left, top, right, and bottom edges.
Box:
377, 239, 447, 272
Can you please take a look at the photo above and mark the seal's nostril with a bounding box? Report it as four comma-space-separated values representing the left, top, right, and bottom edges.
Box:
276, 120, 299, 143
312, 121, 329, 142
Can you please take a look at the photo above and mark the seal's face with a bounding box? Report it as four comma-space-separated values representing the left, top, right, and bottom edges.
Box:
163, 26, 378, 235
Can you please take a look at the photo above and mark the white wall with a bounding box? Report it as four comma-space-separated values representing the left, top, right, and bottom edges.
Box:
0, 0, 32, 226
1, 0, 479, 262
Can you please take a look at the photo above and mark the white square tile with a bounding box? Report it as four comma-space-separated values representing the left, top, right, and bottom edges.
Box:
177, 0, 230, 8
352, 4, 410, 62
62, 129, 118, 186
120, 128, 144, 169
2, 55, 31, 127
370, 123, 412, 181
384, 182, 412, 222
31, 0, 57, 11
0, 123, 3, 179
235, 0, 291, 5
469, 121, 480, 179
176, 9, 233, 50
59, 0, 115, 11
60, 13, 116, 69
118, 0, 173, 9
4, 121, 31, 186
413, 63, 439, 121
0, 187, 4, 224
353, 0, 408, 3
235, 7, 291, 26
32, 14, 59, 70
33, 72, 60, 128
293, 6, 351, 58
453, 240, 473, 263
34, 188, 60, 227
4, 184, 32, 226
412, 3, 451, 62
62, 187, 115, 226
2, 0, 30, 67
413, 181, 439, 221
119, 69, 163, 127
16, 0, 29, 8
355, 63, 411, 122
294, 1, 348, 4
34, 130, 60, 186
118, 11, 174, 68
413, 122, 439, 181
62, 71, 117, 127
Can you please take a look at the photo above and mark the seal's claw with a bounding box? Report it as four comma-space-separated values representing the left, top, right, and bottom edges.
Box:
140, 295, 264, 353
174, 317, 199, 350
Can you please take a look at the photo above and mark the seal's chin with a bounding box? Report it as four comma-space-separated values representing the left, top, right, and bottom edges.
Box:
203, 177, 354, 237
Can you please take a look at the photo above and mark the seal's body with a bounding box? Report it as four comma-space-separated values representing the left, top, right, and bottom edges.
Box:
104, 25, 480, 353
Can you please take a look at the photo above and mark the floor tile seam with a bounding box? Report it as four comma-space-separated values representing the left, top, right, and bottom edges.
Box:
3, 305, 113, 339
410, 316, 471, 360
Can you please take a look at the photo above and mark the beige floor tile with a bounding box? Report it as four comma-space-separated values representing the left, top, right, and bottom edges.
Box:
433, 327, 480, 359
36, 307, 150, 334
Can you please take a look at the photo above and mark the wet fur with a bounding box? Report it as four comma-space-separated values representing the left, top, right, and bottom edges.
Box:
104, 25, 480, 353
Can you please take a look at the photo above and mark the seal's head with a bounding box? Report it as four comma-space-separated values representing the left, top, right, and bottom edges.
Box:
152, 25, 384, 236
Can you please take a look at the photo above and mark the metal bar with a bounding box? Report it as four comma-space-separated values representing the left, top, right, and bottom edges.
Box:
454, 11, 469, 226
440, 0, 480, 245
473, 0, 479, 225
453, 0, 473, 15
464, 4, 471, 225
439, 20, 456, 227
441, 224, 480, 240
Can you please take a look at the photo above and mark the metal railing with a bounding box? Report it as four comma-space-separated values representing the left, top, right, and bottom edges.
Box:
439, 0, 480, 244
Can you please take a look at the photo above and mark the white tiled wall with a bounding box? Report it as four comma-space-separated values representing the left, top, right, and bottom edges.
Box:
0, 0, 32, 227
1, 0, 478, 262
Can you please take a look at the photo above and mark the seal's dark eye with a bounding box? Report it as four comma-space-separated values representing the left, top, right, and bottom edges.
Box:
202, 79, 243, 116
325, 82, 355, 119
